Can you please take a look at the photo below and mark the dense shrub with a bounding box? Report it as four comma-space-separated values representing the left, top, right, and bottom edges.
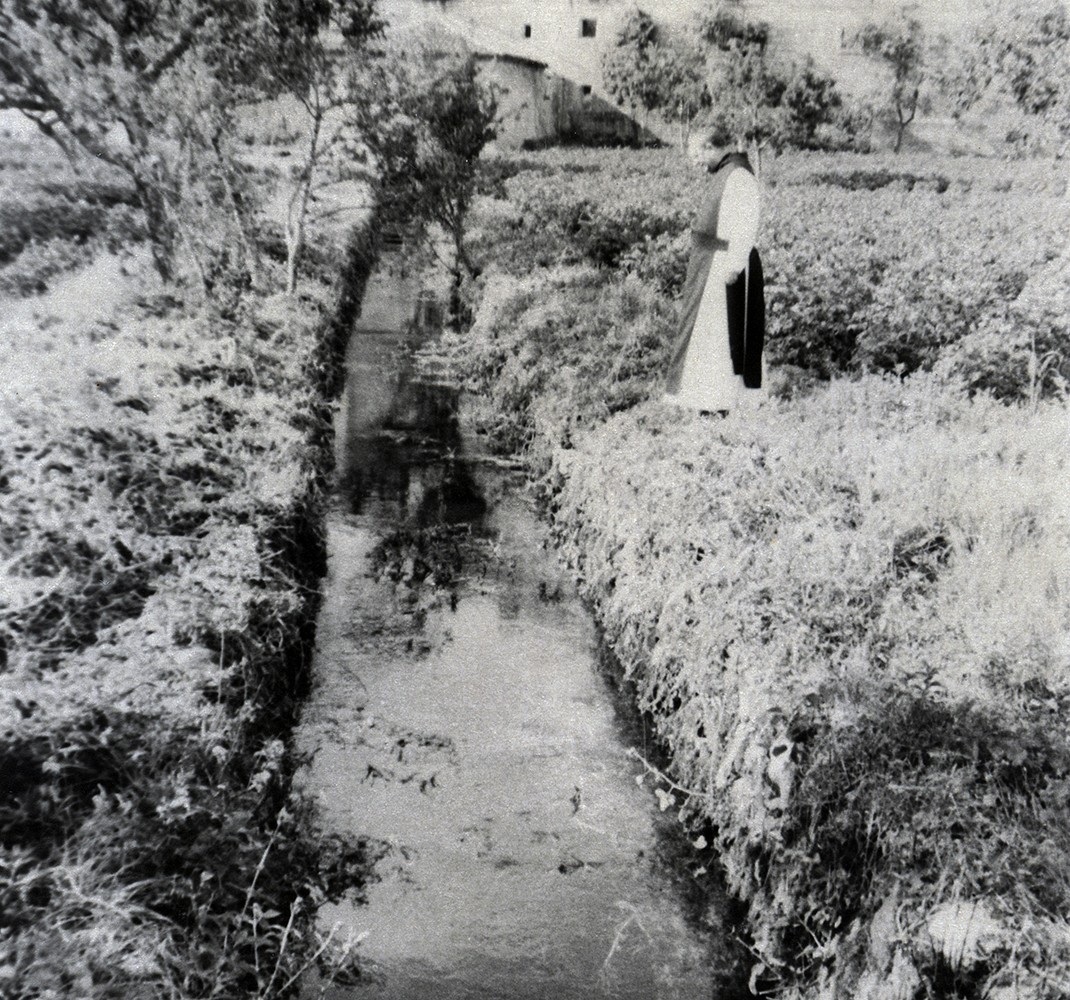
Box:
0, 185, 140, 266
941, 252, 1070, 401
451, 266, 676, 457
550, 382, 1070, 999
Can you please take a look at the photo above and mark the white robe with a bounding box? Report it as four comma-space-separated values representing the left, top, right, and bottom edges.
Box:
674, 170, 761, 412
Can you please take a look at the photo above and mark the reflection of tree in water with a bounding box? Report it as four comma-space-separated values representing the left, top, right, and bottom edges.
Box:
340, 361, 487, 530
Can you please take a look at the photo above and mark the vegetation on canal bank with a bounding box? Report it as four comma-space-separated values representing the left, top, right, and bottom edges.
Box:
0, 125, 382, 999
451, 147, 1070, 999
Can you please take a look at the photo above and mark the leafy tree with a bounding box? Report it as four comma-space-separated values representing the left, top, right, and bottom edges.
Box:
603, 8, 710, 152
353, 39, 497, 328
651, 39, 710, 152
854, 10, 927, 153
706, 36, 789, 166
602, 7, 663, 142
781, 58, 849, 149
0, 0, 264, 281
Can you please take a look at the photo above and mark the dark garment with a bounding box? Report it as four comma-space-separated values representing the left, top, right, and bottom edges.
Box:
727, 247, 765, 389
666, 156, 766, 394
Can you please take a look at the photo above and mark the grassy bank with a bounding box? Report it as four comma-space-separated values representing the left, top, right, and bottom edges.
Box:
0, 133, 376, 998
453, 148, 1070, 999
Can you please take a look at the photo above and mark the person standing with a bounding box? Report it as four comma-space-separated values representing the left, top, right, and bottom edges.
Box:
665, 152, 765, 415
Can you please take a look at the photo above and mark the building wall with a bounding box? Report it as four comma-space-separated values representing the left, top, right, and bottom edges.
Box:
475, 53, 654, 148
475, 54, 561, 148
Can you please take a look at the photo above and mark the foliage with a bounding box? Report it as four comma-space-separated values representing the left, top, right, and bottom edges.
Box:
452, 267, 676, 456
705, 35, 789, 158
941, 251, 1070, 402
941, 0, 1070, 149
0, 0, 386, 291
600, 4, 859, 156
699, 3, 859, 156
780, 60, 860, 152
602, 6, 663, 120
353, 38, 497, 327
695, 0, 770, 53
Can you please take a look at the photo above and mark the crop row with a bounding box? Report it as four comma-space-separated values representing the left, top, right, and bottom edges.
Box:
469, 149, 1070, 398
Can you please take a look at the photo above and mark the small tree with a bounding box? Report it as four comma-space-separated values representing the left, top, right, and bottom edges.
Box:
354, 41, 497, 329
261, 0, 384, 293
652, 39, 710, 153
781, 58, 847, 149
603, 10, 709, 153
706, 38, 789, 168
602, 7, 663, 143
855, 10, 927, 153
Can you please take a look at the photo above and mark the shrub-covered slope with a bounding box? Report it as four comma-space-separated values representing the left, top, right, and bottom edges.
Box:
552, 385, 1070, 1000
454, 148, 1070, 999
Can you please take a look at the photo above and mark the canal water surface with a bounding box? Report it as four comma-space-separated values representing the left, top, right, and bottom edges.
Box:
296, 263, 742, 1000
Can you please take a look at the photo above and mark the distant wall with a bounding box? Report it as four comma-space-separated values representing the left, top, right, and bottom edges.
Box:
476, 53, 653, 149
475, 54, 559, 148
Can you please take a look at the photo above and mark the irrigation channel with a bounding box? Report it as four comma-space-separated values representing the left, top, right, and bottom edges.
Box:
296, 260, 746, 1000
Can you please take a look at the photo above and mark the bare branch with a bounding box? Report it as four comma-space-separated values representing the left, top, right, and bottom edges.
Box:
141, 6, 213, 84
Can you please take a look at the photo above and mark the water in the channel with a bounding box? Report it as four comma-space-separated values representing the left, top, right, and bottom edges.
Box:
295, 260, 745, 1000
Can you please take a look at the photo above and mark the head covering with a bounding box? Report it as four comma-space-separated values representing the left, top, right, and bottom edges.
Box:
707, 151, 753, 176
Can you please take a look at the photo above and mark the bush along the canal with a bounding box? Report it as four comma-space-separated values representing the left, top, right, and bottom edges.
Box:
452, 148, 1070, 999
0, 210, 382, 995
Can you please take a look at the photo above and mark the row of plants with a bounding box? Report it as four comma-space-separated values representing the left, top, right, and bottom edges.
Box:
0, 148, 379, 997
447, 148, 1070, 998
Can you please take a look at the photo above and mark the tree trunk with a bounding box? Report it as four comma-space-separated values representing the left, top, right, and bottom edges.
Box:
285, 176, 312, 295
122, 118, 179, 282
133, 171, 178, 282
449, 223, 469, 332
286, 108, 323, 295
211, 131, 258, 288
